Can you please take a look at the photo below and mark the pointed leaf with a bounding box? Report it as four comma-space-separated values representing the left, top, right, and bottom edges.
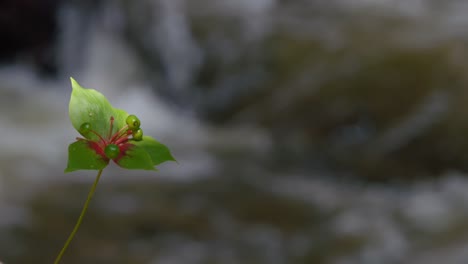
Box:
69, 78, 128, 141
116, 145, 156, 170
132, 136, 176, 166
65, 141, 109, 172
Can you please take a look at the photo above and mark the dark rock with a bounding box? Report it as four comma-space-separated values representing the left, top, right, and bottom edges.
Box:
0, 0, 61, 75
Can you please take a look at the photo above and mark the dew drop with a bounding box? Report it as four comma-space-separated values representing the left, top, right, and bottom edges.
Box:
88, 112, 94, 117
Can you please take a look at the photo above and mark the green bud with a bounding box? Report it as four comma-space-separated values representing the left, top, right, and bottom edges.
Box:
133, 128, 143, 141
105, 144, 120, 159
79, 123, 91, 134
126, 114, 141, 131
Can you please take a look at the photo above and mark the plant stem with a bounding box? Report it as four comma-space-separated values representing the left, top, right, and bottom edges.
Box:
54, 169, 104, 264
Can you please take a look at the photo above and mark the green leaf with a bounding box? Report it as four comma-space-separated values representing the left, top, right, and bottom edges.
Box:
117, 145, 156, 170
65, 141, 109, 172
69, 78, 128, 141
132, 136, 176, 165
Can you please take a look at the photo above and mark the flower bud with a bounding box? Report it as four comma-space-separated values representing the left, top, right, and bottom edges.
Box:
133, 128, 143, 141
105, 144, 120, 159
126, 115, 140, 131
79, 123, 91, 134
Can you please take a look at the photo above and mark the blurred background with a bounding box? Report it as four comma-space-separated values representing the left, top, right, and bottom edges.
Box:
2, 0, 468, 263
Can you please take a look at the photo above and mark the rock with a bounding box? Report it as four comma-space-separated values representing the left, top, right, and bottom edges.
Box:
0, 0, 60, 75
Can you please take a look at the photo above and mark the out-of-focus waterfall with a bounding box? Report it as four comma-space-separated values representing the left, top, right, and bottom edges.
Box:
3, 0, 468, 263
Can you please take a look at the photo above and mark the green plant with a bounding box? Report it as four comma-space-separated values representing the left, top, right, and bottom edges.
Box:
54, 78, 176, 263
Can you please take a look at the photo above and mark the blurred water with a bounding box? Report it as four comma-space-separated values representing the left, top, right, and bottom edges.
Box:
2, 0, 468, 263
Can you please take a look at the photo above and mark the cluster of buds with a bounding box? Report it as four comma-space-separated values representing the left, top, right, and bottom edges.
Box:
78, 115, 143, 161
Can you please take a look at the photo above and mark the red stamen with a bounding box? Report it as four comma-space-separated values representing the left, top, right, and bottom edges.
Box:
89, 130, 107, 145
110, 125, 130, 142
114, 136, 129, 146
108, 116, 114, 139
114, 142, 133, 162
87, 141, 108, 161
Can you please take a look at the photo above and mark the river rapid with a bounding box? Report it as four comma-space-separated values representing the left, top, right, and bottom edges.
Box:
2, 1, 468, 263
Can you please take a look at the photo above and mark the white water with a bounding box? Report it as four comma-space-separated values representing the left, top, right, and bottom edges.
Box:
2, 0, 468, 263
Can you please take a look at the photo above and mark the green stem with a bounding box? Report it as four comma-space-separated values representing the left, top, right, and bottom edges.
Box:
54, 169, 104, 264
